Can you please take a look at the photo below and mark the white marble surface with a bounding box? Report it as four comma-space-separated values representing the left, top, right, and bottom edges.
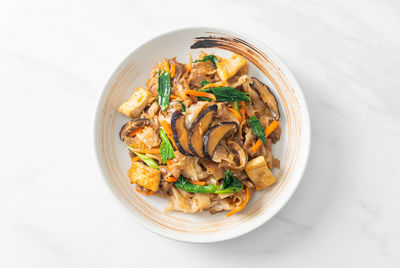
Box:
1, 0, 400, 267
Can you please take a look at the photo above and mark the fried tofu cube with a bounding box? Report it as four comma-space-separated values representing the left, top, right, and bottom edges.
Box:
216, 53, 247, 81
128, 161, 160, 192
118, 87, 153, 118
245, 156, 276, 190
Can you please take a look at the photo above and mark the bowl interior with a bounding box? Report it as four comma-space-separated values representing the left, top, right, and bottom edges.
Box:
95, 28, 310, 243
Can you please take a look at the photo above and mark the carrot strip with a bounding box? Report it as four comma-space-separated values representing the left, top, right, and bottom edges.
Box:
265, 120, 280, 136
199, 81, 226, 91
189, 180, 206, 186
251, 120, 280, 152
166, 176, 178, 182
130, 156, 140, 162
226, 186, 249, 217
128, 127, 144, 137
170, 63, 175, 78
131, 148, 161, 154
160, 59, 170, 73
135, 185, 155, 196
161, 120, 178, 150
227, 107, 242, 121
240, 101, 246, 122
169, 94, 179, 99
184, 90, 217, 102
187, 54, 193, 72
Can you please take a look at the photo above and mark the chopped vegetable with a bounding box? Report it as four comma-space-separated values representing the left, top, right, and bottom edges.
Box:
158, 70, 171, 111
171, 111, 193, 155
170, 94, 179, 99
189, 180, 206, 186
170, 63, 175, 78
160, 59, 170, 73
175, 170, 242, 194
184, 90, 217, 102
127, 127, 144, 137
203, 122, 238, 159
199, 80, 226, 91
175, 175, 220, 194
232, 101, 240, 112
251, 120, 279, 152
199, 87, 250, 102
227, 107, 242, 121
135, 185, 155, 196
160, 120, 178, 150
131, 156, 140, 162
159, 129, 175, 163
131, 151, 160, 170
128, 147, 161, 155
177, 100, 186, 112
240, 101, 246, 121
119, 118, 150, 140
194, 55, 219, 67
215, 169, 243, 194
226, 186, 249, 217
166, 176, 178, 182
187, 54, 193, 72
201, 80, 209, 87
248, 115, 266, 144
188, 104, 218, 157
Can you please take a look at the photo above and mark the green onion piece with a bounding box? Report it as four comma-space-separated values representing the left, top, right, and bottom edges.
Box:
159, 129, 175, 163
158, 70, 171, 111
194, 55, 219, 67
177, 101, 186, 112
127, 146, 159, 169
233, 101, 240, 112
248, 115, 266, 144
175, 175, 220, 194
198, 87, 250, 102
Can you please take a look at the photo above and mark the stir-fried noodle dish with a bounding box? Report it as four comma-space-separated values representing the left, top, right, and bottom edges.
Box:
118, 52, 281, 216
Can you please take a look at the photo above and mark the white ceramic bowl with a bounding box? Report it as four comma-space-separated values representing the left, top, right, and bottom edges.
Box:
94, 27, 311, 243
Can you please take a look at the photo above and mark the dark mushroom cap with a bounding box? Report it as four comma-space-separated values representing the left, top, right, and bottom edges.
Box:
188, 104, 218, 157
203, 122, 238, 159
119, 118, 150, 141
251, 77, 280, 120
171, 111, 193, 156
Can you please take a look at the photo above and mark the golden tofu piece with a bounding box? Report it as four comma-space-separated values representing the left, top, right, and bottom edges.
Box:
118, 87, 153, 118
216, 53, 247, 81
128, 161, 160, 192
245, 156, 276, 190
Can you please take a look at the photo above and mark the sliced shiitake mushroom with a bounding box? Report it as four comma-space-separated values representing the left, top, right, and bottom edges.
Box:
119, 118, 150, 141
203, 122, 238, 159
251, 77, 280, 120
188, 104, 218, 157
171, 111, 193, 156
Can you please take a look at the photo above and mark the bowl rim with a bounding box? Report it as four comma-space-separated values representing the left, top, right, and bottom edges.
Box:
93, 26, 311, 243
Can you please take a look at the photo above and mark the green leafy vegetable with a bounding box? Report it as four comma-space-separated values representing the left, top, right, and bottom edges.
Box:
175, 175, 220, 193
127, 147, 160, 169
198, 87, 250, 102
201, 80, 210, 87
248, 115, 266, 144
177, 101, 186, 112
194, 55, 219, 67
215, 169, 243, 194
159, 129, 175, 163
232, 101, 240, 112
158, 70, 171, 111
175, 169, 242, 194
